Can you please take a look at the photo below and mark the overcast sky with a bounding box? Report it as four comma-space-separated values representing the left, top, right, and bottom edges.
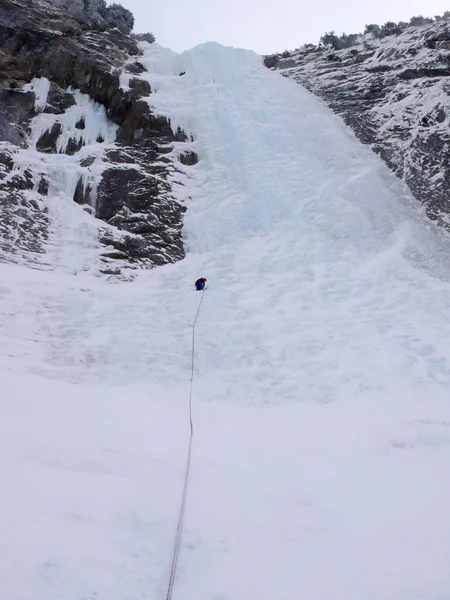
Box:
114, 0, 450, 55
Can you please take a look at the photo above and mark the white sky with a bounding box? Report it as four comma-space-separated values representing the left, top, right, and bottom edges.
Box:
113, 0, 450, 54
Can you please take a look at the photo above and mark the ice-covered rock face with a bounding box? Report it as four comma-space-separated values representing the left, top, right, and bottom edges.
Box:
268, 20, 450, 227
0, 0, 191, 274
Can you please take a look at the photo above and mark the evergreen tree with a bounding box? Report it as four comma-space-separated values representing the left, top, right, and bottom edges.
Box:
364, 24, 382, 38
381, 21, 403, 36
409, 15, 434, 26
320, 31, 342, 50
131, 32, 156, 43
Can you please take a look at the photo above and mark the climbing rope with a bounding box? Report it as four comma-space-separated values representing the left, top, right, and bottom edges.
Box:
165, 289, 205, 600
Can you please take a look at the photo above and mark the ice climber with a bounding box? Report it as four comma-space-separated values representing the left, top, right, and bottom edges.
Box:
195, 277, 207, 291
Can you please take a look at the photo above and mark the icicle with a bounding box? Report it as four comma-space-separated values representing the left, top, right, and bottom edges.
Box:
23, 77, 51, 111
16, 85, 119, 213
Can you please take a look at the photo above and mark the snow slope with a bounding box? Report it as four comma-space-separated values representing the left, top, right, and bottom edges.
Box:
2, 41, 450, 600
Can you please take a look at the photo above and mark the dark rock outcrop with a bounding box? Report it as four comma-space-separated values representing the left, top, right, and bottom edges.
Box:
0, 0, 194, 272
268, 21, 450, 225
0, 140, 50, 264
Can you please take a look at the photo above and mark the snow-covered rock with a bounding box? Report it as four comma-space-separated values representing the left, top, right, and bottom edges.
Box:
267, 20, 450, 226
0, 0, 192, 274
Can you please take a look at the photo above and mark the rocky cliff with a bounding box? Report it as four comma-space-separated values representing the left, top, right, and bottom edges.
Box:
267, 20, 450, 226
0, 0, 194, 275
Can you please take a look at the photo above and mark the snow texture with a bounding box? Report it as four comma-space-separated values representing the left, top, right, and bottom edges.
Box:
2, 42, 450, 600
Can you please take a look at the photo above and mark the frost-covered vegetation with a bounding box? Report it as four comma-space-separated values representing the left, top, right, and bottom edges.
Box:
130, 32, 156, 44
49, 0, 134, 34
269, 11, 450, 61
320, 12, 450, 50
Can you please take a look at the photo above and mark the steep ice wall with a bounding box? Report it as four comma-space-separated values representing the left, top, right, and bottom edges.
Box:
128, 42, 450, 600
139, 42, 446, 266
